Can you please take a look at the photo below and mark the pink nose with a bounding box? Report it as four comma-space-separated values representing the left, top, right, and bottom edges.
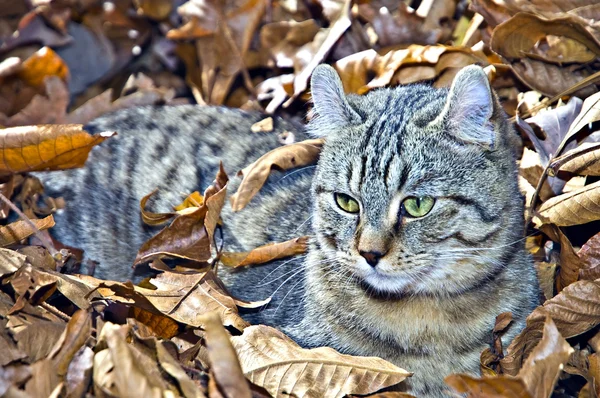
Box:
359, 250, 384, 267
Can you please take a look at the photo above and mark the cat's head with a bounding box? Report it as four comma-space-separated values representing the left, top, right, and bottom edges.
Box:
308, 64, 523, 297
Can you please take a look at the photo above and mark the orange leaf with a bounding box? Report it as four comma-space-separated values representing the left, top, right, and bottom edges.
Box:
0, 125, 116, 176
0, 215, 55, 247
221, 236, 308, 267
17, 47, 69, 87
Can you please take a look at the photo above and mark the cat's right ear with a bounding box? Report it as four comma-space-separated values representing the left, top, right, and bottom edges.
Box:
310, 65, 361, 135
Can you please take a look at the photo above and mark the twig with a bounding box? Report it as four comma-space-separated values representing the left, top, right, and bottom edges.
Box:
41, 302, 71, 322
0, 191, 58, 257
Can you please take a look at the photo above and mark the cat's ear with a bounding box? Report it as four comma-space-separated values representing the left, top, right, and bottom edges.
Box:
441, 65, 496, 148
310, 65, 361, 133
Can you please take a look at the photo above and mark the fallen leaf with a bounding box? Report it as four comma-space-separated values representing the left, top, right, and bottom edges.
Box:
231, 139, 323, 211
203, 312, 251, 398
146, 270, 248, 331
550, 142, 600, 176
563, 91, 600, 150
445, 374, 531, 398
491, 13, 600, 64
65, 346, 94, 398
139, 190, 176, 226
0, 125, 116, 175
540, 225, 585, 292
135, 165, 228, 265
0, 248, 27, 276
534, 180, 600, 226
517, 317, 573, 397
221, 236, 308, 267
502, 279, 600, 375
17, 47, 69, 87
284, 0, 352, 106
250, 117, 273, 133
232, 325, 411, 397
0, 215, 55, 247
579, 232, 600, 281
155, 342, 204, 398
48, 310, 92, 376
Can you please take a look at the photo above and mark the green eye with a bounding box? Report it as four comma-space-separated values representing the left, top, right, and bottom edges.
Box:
402, 196, 435, 218
334, 193, 360, 213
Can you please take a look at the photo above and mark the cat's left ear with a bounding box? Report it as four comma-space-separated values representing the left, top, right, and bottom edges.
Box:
440, 65, 496, 148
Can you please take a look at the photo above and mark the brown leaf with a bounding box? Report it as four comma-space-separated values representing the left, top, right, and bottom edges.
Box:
511, 58, 596, 98
65, 346, 94, 398
0, 125, 115, 175
145, 270, 248, 331
534, 180, 600, 226
230, 139, 323, 211
156, 342, 204, 398
130, 307, 180, 339
580, 232, 600, 281
0, 215, 55, 247
540, 225, 585, 291
517, 317, 573, 397
203, 312, 251, 398
232, 325, 411, 397
491, 13, 600, 64
502, 280, 600, 376
0, 76, 69, 127
139, 190, 176, 226
221, 236, 308, 267
95, 323, 163, 398
0, 248, 27, 277
565, 91, 600, 146
48, 309, 92, 376
551, 142, 600, 176
445, 374, 532, 398
168, 0, 267, 104
135, 165, 228, 265
285, 0, 352, 106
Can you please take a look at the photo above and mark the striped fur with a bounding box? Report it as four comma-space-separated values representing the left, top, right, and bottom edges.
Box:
37, 66, 539, 396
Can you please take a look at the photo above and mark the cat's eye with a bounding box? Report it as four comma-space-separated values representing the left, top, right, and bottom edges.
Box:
402, 196, 435, 218
334, 193, 360, 214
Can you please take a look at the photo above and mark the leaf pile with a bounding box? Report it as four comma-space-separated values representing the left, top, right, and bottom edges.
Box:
2, 0, 600, 397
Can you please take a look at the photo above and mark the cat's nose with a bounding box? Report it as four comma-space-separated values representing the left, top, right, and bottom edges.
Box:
359, 250, 385, 267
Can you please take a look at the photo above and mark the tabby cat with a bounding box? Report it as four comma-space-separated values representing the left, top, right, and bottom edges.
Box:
38, 65, 540, 396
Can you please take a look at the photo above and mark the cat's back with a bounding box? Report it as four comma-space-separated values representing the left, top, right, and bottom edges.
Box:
37, 105, 312, 283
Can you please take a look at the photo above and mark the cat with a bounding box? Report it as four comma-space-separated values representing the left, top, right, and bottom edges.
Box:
37, 65, 540, 396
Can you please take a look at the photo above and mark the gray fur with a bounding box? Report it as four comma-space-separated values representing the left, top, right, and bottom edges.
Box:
37, 65, 539, 397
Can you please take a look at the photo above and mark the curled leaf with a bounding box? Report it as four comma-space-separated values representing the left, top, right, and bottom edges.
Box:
220, 236, 308, 267
230, 139, 323, 211
0, 215, 55, 247
534, 180, 600, 226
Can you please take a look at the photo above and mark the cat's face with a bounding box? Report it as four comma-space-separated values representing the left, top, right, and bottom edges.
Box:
309, 65, 522, 297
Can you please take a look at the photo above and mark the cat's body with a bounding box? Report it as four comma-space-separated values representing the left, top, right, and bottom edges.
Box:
37, 66, 539, 396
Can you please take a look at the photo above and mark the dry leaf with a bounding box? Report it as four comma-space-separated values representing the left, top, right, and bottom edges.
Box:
135, 165, 228, 265
579, 232, 600, 281
231, 139, 323, 211
203, 312, 251, 398
155, 342, 204, 398
551, 142, 600, 176
491, 13, 600, 64
535, 180, 600, 226
232, 325, 411, 397
445, 374, 531, 397
517, 317, 573, 397
221, 236, 308, 267
0, 125, 115, 176
17, 47, 69, 87
139, 190, 176, 226
502, 279, 600, 376
0, 215, 55, 247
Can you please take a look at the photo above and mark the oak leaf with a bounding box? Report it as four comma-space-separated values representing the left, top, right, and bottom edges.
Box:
230, 139, 323, 211
231, 325, 411, 397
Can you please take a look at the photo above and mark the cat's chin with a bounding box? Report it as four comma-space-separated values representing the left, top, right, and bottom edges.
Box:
358, 269, 417, 297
